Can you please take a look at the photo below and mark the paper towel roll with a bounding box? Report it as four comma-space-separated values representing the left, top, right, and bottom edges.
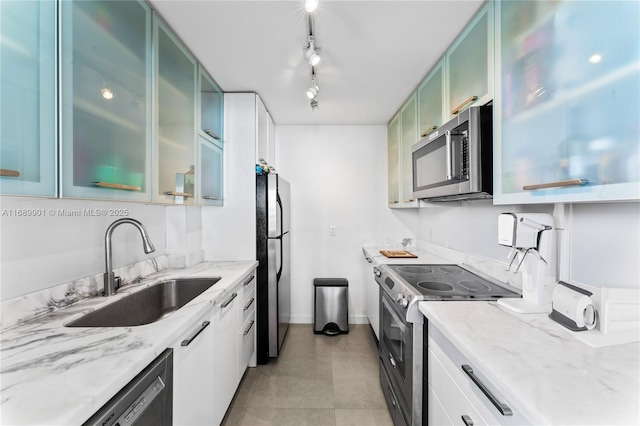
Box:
552, 284, 597, 330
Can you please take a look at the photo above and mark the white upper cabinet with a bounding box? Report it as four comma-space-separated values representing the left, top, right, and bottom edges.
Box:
0, 1, 56, 197
60, 0, 152, 201
494, 0, 640, 204
445, 1, 493, 120
256, 95, 275, 168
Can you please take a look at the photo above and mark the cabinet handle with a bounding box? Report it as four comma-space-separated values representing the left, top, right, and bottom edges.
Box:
93, 181, 141, 191
243, 297, 255, 311
389, 201, 400, 205
243, 320, 255, 336
181, 321, 210, 346
450, 95, 478, 115
0, 169, 20, 177
420, 126, 437, 138
402, 199, 415, 203
523, 178, 589, 191
365, 257, 373, 264
202, 196, 220, 200
165, 191, 193, 197
462, 365, 513, 416
243, 275, 255, 286
203, 129, 221, 140
461, 415, 474, 426
221, 292, 238, 308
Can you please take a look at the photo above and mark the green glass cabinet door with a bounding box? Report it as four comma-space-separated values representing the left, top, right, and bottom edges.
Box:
387, 114, 400, 205
199, 66, 223, 144
399, 93, 418, 206
0, 1, 56, 197
154, 14, 197, 205
417, 58, 445, 139
494, 0, 640, 204
60, 0, 152, 201
198, 136, 223, 206
446, 1, 493, 119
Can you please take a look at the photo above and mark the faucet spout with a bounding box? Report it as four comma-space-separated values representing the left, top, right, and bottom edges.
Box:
104, 218, 156, 296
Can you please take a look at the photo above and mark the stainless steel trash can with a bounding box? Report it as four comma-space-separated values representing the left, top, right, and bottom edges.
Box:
313, 278, 348, 335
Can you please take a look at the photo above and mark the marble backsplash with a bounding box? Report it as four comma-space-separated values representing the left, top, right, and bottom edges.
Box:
1, 255, 171, 330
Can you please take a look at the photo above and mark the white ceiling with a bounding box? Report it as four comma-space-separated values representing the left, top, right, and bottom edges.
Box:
149, 0, 485, 125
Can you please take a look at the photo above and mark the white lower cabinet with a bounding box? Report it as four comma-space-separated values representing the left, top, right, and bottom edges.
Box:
171, 307, 216, 426
212, 290, 240, 425
428, 322, 530, 426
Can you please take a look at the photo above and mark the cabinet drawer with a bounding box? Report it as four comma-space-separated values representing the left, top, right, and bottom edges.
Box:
428, 347, 488, 426
427, 384, 453, 426
428, 324, 530, 425
238, 313, 256, 376
237, 273, 256, 303
240, 285, 256, 325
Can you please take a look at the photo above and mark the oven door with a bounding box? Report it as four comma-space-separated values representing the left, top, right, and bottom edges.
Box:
379, 290, 413, 406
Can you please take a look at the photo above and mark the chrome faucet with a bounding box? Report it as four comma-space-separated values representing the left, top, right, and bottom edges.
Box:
103, 218, 156, 296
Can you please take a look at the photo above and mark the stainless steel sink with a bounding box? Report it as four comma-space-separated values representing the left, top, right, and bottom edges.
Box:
66, 277, 220, 327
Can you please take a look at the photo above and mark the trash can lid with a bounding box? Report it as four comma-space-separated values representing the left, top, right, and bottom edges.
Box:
313, 278, 348, 287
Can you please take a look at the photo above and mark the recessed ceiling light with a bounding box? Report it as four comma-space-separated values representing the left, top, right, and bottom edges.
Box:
588, 54, 602, 64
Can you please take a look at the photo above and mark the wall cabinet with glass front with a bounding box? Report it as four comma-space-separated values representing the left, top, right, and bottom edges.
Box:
198, 66, 223, 205
417, 58, 445, 140
494, 0, 640, 204
0, 1, 56, 197
154, 15, 197, 205
445, 1, 493, 120
388, 94, 419, 208
60, 0, 152, 201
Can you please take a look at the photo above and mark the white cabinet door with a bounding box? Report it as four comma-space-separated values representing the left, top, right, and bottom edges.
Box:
237, 272, 257, 378
256, 96, 269, 165
171, 307, 215, 425
212, 291, 239, 425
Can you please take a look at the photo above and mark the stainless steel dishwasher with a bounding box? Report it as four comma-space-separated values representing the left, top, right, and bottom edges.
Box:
83, 349, 173, 426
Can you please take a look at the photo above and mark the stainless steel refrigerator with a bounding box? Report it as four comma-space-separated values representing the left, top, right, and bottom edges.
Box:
256, 173, 290, 364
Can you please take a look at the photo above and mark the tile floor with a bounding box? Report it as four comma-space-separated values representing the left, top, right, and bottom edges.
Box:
222, 324, 393, 426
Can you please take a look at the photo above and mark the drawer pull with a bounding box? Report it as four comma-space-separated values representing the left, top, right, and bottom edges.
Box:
243, 275, 255, 286
221, 292, 238, 308
243, 320, 255, 336
243, 297, 255, 311
523, 178, 589, 191
461, 415, 474, 426
462, 365, 512, 416
181, 321, 210, 346
451, 95, 478, 115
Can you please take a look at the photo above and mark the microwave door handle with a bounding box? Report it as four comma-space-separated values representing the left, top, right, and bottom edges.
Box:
445, 131, 454, 181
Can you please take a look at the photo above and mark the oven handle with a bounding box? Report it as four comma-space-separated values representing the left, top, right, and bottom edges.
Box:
381, 294, 409, 336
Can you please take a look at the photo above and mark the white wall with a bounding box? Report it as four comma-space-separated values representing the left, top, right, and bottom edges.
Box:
0, 197, 168, 301
275, 125, 417, 324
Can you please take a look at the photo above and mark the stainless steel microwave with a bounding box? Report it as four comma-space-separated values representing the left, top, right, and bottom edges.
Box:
411, 105, 493, 201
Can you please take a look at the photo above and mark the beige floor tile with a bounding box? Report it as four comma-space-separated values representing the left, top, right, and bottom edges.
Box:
332, 354, 387, 410
222, 405, 246, 426
259, 353, 333, 381
248, 374, 335, 409
240, 407, 336, 426
278, 326, 333, 359
232, 367, 261, 408
334, 409, 393, 426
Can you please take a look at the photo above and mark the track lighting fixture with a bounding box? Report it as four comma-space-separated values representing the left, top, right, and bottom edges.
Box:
306, 72, 319, 100
304, 0, 318, 13
310, 98, 319, 110
304, 35, 321, 66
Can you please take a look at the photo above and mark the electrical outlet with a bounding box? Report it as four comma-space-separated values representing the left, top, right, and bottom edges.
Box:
330, 225, 336, 236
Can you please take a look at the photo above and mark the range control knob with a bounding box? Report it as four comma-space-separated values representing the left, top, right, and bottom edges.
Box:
398, 297, 409, 308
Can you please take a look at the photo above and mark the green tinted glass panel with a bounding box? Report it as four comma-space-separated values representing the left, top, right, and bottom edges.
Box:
0, 1, 55, 196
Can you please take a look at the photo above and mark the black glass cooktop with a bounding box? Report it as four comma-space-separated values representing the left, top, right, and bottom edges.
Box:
388, 264, 520, 300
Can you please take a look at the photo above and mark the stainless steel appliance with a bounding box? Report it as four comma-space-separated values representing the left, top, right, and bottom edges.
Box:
256, 173, 291, 363
412, 105, 493, 201
375, 264, 520, 426
83, 349, 173, 426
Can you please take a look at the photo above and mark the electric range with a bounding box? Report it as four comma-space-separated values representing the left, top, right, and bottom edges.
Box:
374, 263, 520, 426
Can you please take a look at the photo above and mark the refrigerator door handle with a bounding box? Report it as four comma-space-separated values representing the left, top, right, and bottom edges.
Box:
277, 236, 283, 281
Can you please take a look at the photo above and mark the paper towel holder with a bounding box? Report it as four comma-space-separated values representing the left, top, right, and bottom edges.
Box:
549, 281, 598, 331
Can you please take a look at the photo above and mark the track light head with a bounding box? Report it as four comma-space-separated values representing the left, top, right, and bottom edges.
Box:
306, 85, 318, 99
304, 36, 321, 66
310, 98, 319, 110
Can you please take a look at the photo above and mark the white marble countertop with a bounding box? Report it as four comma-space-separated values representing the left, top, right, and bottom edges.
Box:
419, 301, 640, 425
0, 260, 258, 426
362, 245, 450, 267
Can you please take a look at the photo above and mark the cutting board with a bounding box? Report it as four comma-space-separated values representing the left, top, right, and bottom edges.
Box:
380, 250, 417, 258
